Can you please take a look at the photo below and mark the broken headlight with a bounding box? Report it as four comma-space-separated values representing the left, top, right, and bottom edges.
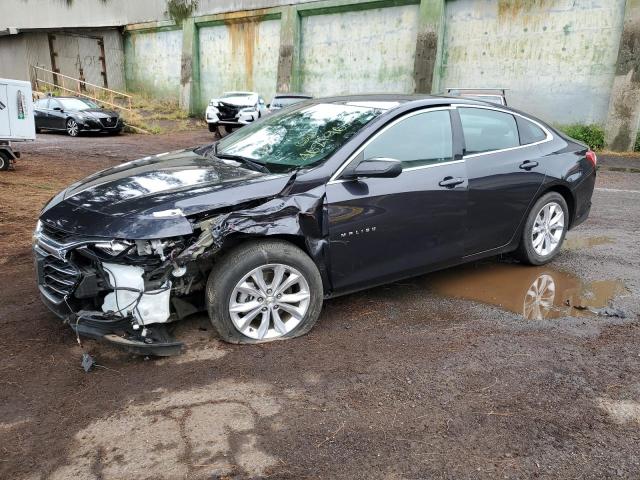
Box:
32, 220, 42, 248
93, 240, 133, 256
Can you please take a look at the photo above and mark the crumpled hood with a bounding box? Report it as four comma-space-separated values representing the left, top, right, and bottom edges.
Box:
213, 95, 257, 107
40, 148, 293, 239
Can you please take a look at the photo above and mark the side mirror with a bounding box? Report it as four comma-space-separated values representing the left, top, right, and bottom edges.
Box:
343, 157, 402, 180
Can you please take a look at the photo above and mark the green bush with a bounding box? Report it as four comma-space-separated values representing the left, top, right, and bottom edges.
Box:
635, 132, 640, 152
556, 124, 605, 151
554, 124, 602, 150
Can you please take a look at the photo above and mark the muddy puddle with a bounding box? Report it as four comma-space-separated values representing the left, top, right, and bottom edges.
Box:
426, 262, 626, 320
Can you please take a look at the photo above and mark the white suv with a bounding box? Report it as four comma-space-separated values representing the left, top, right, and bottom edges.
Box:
205, 92, 267, 134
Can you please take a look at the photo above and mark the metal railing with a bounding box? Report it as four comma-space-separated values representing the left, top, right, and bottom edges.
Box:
31, 65, 132, 111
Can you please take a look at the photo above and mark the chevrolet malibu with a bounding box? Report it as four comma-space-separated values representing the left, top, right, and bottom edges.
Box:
34, 95, 596, 355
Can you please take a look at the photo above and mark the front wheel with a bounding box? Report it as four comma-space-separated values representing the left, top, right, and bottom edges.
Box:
206, 240, 324, 344
66, 118, 79, 137
208, 123, 217, 133
0, 151, 10, 171
515, 192, 569, 265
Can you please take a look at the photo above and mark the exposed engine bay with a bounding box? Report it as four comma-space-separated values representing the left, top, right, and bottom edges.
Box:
33, 175, 328, 356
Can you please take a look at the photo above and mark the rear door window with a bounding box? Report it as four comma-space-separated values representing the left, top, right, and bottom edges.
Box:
516, 116, 547, 145
459, 108, 519, 154
363, 110, 453, 168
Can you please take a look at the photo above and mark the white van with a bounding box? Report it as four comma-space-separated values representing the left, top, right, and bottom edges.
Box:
0, 77, 36, 170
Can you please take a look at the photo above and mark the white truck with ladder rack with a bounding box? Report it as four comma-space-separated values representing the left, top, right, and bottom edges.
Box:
0, 77, 35, 170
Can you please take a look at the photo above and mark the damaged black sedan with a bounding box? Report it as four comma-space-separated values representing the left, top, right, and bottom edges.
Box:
34, 95, 596, 355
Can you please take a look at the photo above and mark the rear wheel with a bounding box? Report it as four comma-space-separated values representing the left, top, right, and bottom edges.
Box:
206, 240, 324, 344
208, 123, 217, 133
66, 118, 79, 137
515, 192, 568, 265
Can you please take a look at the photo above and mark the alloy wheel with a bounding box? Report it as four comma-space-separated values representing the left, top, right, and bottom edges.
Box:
531, 201, 564, 256
228, 263, 311, 340
66, 119, 79, 137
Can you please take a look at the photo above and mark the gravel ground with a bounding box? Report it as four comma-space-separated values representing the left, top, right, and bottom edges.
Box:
1, 131, 639, 480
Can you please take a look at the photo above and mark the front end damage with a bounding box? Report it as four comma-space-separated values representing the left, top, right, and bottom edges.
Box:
33, 184, 328, 356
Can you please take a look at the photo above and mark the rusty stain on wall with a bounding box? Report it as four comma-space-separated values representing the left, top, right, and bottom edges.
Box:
497, 0, 552, 19
197, 16, 280, 109
227, 18, 260, 91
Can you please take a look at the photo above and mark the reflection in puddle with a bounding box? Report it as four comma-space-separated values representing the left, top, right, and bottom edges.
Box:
427, 263, 626, 320
563, 235, 614, 250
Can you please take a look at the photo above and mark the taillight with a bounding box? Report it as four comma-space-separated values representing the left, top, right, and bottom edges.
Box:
586, 150, 597, 168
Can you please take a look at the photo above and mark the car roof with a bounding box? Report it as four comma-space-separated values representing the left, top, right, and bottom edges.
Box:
307, 94, 502, 111
222, 91, 256, 96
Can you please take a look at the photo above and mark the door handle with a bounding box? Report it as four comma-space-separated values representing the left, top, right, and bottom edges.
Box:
519, 160, 539, 170
438, 176, 465, 188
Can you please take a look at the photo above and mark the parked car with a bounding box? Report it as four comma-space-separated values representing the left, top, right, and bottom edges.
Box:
34, 94, 596, 355
0, 77, 35, 170
34, 96, 123, 136
267, 93, 312, 113
446, 88, 507, 106
205, 91, 267, 134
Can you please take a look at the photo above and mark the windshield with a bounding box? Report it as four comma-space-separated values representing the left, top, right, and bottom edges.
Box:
59, 98, 99, 110
216, 103, 382, 171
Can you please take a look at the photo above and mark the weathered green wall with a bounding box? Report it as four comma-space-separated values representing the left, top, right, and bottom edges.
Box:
124, 28, 182, 100
121, 0, 640, 149
441, 0, 627, 125
199, 18, 282, 111
299, 3, 420, 96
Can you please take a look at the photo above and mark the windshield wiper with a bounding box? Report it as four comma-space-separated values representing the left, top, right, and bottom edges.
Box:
215, 153, 270, 173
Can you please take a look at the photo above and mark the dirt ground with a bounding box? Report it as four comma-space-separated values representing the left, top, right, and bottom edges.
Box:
1, 130, 639, 480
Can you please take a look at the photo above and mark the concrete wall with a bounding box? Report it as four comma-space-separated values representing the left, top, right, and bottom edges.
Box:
299, 4, 420, 96
4, 0, 317, 29
441, 0, 627, 125
0, 30, 125, 91
124, 28, 183, 100
5, 0, 640, 149
199, 18, 282, 108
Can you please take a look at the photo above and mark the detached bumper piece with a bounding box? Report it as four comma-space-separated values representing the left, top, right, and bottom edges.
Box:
69, 311, 184, 357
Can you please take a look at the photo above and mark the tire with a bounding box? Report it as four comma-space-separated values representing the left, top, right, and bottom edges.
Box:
515, 192, 569, 265
208, 123, 217, 133
35, 127, 42, 134
206, 239, 324, 344
0, 151, 10, 171
66, 118, 79, 137
224, 125, 233, 134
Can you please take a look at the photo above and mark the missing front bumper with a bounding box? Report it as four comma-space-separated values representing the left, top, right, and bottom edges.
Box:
68, 311, 184, 357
